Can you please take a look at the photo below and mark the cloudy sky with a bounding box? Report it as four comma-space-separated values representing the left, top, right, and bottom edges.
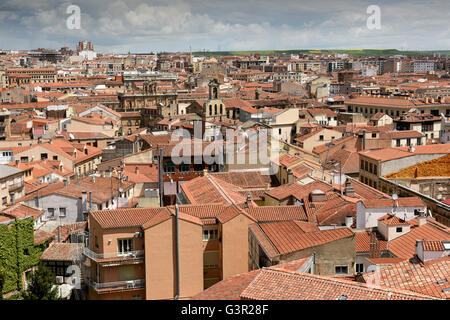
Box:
0, 0, 449, 53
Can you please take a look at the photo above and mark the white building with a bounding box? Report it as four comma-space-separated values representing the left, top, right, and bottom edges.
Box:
355, 197, 427, 229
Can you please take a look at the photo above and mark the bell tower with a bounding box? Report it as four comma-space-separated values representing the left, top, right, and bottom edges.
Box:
208, 78, 219, 100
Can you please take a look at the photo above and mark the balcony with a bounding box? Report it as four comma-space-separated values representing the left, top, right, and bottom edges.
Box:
82, 247, 144, 263
86, 278, 145, 293
9, 181, 24, 191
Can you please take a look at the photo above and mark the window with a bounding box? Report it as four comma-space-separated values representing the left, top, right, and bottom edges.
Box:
371, 133, 377, 138
59, 207, 66, 218
335, 266, 348, 275
132, 294, 142, 300
40, 153, 48, 160
2, 197, 7, 205
319, 135, 324, 141
164, 161, 175, 174
396, 227, 403, 233
396, 139, 401, 147
179, 163, 190, 173
48, 208, 55, 218
53, 156, 58, 160
356, 263, 364, 273
373, 165, 378, 175
118, 238, 133, 254
203, 228, 218, 241
1, 182, 5, 189
95, 236, 99, 248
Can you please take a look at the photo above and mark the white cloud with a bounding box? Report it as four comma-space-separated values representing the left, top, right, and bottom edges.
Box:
0, 0, 448, 52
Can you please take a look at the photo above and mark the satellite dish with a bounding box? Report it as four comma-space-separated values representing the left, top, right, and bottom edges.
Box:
392, 193, 398, 201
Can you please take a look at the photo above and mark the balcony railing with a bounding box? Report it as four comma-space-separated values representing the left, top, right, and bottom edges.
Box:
9, 181, 24, 191
82, 247, 144, 262
87, 278, 145, 292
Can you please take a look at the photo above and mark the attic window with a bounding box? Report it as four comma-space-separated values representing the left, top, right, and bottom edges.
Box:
437, 279, 447, 285
396, 227, 403, 233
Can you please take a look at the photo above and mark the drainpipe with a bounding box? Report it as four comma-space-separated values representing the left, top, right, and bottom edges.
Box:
159, 148, 164, 207
174, 203, 180, 300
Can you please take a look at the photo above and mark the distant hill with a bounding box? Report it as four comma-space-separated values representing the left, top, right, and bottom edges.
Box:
191, 49, 450, 57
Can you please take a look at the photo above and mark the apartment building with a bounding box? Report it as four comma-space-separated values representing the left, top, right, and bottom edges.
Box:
249, 222, 355, 276
14, 136, 102, 177
6, 68, 57, 84
0, 109, 11, 140
20, 176, 135, 225
0, 164, 25, 209
358, 144, 450, 193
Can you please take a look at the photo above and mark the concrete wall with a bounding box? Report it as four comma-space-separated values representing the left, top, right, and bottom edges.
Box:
277, 235, 355, 276
144, 217, 203, 300
24, 193, 89, 224
381, 153, 447, 176
356, 201, 426, 228
221, 213, 254, 280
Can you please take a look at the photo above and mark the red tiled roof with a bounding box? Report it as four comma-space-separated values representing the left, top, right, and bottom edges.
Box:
246, 206, 308, 222
192, 258, 310, 300
378, 214, 409, 226
388, 218, 450, 259
259, 222, 353, 255
363, 257, 450, 299
91, 207, 167, 229
40, 243, 82, 261
240, 268, 436, 300
355, 231, 388, 253
360, 197, 425, 208
422, 240, 446, 251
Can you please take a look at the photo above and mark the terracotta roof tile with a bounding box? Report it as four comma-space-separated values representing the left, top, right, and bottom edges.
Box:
240, 268, 436, 300
363, 257, 450, 299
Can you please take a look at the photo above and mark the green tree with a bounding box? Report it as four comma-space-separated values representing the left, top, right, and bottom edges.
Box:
22, 263, 59, 300
0, 267, 4, 300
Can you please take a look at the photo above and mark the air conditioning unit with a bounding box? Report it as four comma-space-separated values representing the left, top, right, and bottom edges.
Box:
55, 276, 64, 284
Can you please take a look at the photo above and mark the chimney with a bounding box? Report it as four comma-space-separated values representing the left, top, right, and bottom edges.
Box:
57, 225, 62, 243
362, 129, 366, 150
417, 211, 427, 227
244, 194, 251, 209
344, 185, 355, 197
287, 168, 294, 183
88, 191, 92, 212
415, 240, 424, 262
81, 190, 87, 213
310, 189, 326, 202
345, 216, 353, 228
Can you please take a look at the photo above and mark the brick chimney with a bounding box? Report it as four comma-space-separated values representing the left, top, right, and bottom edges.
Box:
417, 211, 427, 227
